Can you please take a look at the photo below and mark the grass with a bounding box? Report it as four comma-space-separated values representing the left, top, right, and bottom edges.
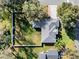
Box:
32, 27, 75, 59
15, 23, 41, 46
13, 45, 56, 59
61, 27, 75, 50
13, 21, 76, 59
0, 19, 76, 59
59, 27, 76, 59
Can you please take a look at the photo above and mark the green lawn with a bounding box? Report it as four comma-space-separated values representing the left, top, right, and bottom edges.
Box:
61, 27, 75, 50
15, 22, 41, 46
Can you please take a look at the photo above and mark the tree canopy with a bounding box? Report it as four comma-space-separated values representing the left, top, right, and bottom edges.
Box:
0, 0, 48, 47
22, 0, 48, 22
57, 2, 79, 39
57, 2, 79, 29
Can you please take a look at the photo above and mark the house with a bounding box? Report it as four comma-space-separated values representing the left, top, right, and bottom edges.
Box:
32, 17, 59, 43
32, 0, 61, 43
38, 49, 58, 59
41, 18, 59, 43
33, 0, 79, 44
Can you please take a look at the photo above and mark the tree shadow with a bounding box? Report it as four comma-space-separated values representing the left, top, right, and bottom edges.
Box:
11, 52, 24, 59
64, 27, 76, 40
11, 46, 38, 59
16, 16, 32, 33
15, 16, 37, 45
18, 48, 38, 59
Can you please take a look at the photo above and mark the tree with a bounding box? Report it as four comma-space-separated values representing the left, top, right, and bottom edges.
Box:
22, 0, 48, 22
57, 2, 79, 39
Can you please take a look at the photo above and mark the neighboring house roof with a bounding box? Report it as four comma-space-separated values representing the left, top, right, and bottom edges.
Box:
38, 49, 58, 59
47, 50, 58, 59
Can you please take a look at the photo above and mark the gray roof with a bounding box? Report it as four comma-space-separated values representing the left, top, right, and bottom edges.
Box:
32, 19, 48, 28
32, 18, 59, 43
32, 18, 59, 28
47, 50, 58, 55
38, 49, 58, 59
41, 18, 59, 43
47, 50, 58, 59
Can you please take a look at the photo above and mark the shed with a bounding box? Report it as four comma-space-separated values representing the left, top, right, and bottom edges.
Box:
47, 49, 58, 59
38, 49, 58, 59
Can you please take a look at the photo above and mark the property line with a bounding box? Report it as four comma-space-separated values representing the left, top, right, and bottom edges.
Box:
12, 12, 43, 47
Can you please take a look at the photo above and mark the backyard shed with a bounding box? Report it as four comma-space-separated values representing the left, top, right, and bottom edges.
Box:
38, 49, 58, 59
47, 49, 58, 59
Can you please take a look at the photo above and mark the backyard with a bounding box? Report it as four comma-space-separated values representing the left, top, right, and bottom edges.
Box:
15, 21, 41, 46
0, 0, 79, 59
